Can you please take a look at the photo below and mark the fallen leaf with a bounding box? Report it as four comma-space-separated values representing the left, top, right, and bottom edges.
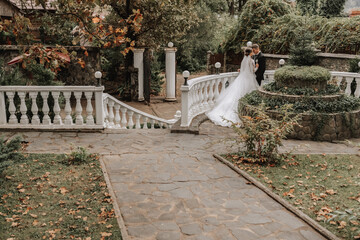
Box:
106, 224, 113, 228
30, 214, 38, 218
11, 222, 19, 227
60, 187, 69, 195
32, 220, 39, 226
325, 189, 336, 195
101, 232, 112, 237
350, 220, 359, 225
338, 221, 346, 229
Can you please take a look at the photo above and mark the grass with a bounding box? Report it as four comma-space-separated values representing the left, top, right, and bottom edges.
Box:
0, 152, 121, 240
225, 153, 360, 239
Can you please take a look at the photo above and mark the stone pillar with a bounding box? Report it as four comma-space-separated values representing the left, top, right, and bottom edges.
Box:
0, 92, 6, 125
132, 48, 145, 101
165, 42, 177, 101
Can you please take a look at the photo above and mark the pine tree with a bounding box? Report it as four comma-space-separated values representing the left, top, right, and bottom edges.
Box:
289, 30, 318, 66
318, 0, 346, 17
297, 0, 319, 15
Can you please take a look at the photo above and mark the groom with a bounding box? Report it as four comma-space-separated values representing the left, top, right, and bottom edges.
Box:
252, 44, 266, 86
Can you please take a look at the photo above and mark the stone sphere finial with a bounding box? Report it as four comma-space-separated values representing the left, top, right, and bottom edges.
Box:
168, 42, 174, 48
247, 41, 252, 47
279, 59, 285, 66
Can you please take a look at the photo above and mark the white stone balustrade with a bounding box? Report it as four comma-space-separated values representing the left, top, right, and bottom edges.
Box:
180, 70, 360, 127
0, 86, 104, 129
103, 93, 180, 130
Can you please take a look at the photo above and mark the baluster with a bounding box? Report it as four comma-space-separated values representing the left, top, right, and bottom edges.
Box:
159, 122, 164, 129
114, 104, 121, 128
52, 92, 62, 125
40, 92, 51, 125
108, 99, 115, 127
18, 92, 29, 125
128, 110, 134, 129
63, 91, 72, 125
121, 108, 127, 129
29, 92, 40, 125
84, 92, 94, 125
208, 80, 215, 107
189, 87, 195, 116
103, 98, 109, 127
269, 74, 275, 82
203, 81, 210, 111
198, 83, 204, 111
74, 92, 83, 125
354, 77, 360, 98
335, 76, 342, 87
143, 116, 148, 129
135, 114, 141, 129
150, 119, 155, 129
221, 77, 227, 94
214, 79, 220, 102
7, 92, 17, 124
193, 85, 200, 115
345, 77, 353, 96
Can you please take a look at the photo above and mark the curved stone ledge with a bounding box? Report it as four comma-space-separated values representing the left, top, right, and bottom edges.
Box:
258, 89, 343, 103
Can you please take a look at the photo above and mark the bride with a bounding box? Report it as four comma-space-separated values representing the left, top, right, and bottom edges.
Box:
206, 48, 259, 127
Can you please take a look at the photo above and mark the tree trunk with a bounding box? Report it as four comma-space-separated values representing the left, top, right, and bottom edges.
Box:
143, 48, 151, 103
125, 0, 135, 99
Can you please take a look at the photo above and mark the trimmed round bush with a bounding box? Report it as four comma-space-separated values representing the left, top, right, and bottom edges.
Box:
274, 65, 331, 90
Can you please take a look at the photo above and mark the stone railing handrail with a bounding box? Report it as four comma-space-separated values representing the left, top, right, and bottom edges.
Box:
180, 70, 360, 127
103, 93, 180, 129
0, 85, 104, 129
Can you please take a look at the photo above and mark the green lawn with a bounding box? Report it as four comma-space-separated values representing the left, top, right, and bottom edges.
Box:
0, 153, 121, 240
225, 154, 360, 239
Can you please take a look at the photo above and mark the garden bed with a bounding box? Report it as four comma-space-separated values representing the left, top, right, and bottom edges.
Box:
224, 153, 360, 240
0, 153, 121, 239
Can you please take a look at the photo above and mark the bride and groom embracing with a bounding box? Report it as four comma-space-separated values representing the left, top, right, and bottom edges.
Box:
206, 44, 266, 127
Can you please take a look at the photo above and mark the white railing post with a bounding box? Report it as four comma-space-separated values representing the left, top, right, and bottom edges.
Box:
63, 91, 73, 125
18, 91, 29, 125
7, 92, 17, 124
133, 48, 145, 101
29, 91, 40, 125
95, 87, 104, 126
355, 77, 360, 98
40, 91, 51, 125
0, 91, 6, 125
165, 42, 177, 101
345, 77, 353, 96
180, 85, 190, 127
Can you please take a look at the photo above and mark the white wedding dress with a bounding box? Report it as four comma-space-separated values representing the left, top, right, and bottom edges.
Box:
206, 55, 259, 127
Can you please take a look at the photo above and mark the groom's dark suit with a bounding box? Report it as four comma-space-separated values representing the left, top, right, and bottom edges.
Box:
252, 52, 266, 86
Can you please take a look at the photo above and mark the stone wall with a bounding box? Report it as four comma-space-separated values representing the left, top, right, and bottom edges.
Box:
208, 52, 360, 73
287, 110, 360, 141
0, 45, 101, 85
263, 53, 360, 72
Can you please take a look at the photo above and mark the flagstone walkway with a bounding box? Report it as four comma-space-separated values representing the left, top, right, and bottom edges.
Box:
4, 121, 359, 240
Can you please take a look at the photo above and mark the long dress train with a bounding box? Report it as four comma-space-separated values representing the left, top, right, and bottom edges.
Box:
206, 55, 259, 127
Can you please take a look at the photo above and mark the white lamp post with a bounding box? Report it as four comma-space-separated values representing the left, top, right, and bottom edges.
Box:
95, 71, 102, 86
183, 70, 190, 86
279, 59, 285, 68
215, 62, 221, 75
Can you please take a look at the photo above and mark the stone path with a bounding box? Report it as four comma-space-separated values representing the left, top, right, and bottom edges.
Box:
4, 121, 359, 240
